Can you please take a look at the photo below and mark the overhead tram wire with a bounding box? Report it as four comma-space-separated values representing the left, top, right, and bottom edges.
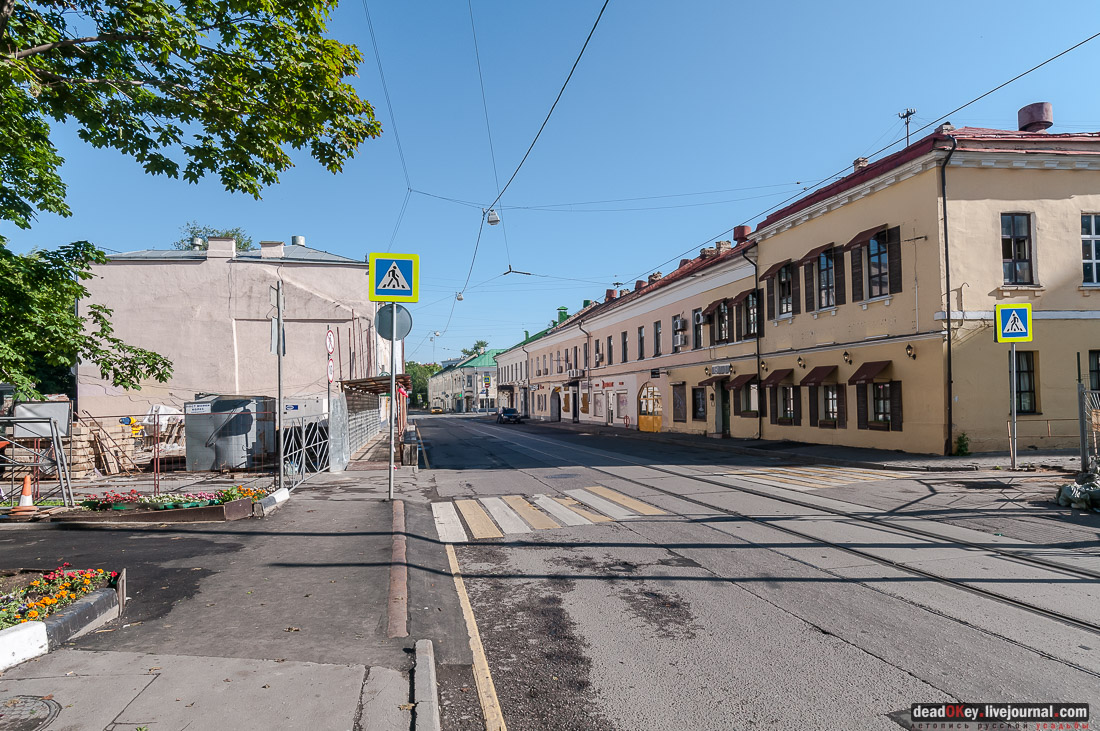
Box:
361, 0, 414, 251
467, 0, 512, 269
483, 0, 611, 215
630, 28, 1100, 283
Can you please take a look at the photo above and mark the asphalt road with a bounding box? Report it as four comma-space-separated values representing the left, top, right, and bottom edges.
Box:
418, 415, 1100, 731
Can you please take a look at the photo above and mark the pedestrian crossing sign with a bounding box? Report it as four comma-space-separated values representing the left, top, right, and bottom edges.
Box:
368, 253, 419, 303
994, 303, 1032, 343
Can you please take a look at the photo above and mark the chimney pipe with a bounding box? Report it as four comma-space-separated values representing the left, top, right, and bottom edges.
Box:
605, 288, 617, 301
733, 226, 751, 243
715, 240, 732, 252
1018, 102, 1053, 132
679, 258, 691, 268
635, 280, 646, 291
853, 157, 869, 172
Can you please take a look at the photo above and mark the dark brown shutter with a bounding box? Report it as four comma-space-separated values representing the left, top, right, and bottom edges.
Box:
791, 267, 801, 315
833, 250, 846, 305
804, 264, 815, 312
758, 384, 766, 418
734, 305, 742, 342
733, 387, 742, 416
766, 277, 776, 321
851, 246, 864, 302
793, 387, 802, 425
856, 384, 868, 429
890, 380, 903, 431
769, 387, 778, 424
837, 385, 847, 428
888, 226, 903, 295
808, 385, 819, 427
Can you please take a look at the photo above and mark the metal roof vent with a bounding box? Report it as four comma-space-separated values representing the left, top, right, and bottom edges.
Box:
1018, 102, 1053, 132
291, 235, 306, 247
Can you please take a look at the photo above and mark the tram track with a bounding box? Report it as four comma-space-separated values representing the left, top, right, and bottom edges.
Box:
459, 422, 1100, 638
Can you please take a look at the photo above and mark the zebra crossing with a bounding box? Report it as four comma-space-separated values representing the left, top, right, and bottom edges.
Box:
431, 487, 666, 543
713, 465, 912, 492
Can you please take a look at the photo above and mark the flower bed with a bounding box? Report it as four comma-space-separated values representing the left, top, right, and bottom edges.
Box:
80, 485, 269, 511
0, 564, 118, 630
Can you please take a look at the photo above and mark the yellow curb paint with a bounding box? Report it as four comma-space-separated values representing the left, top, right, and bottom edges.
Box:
446, 544, 507, 731
586, 486, 667, 516
502, 495, 559, 530
553, 496, 612, 523
456, 499, 503, 539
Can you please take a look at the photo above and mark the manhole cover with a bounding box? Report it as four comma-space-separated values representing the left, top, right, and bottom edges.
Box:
0, 696, 62, 731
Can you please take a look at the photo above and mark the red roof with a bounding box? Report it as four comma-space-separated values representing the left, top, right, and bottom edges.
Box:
758, 126, 1100, 231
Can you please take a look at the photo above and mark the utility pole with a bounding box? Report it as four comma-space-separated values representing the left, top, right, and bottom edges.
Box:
388, 303, 397, 501
898, 108, 917, 146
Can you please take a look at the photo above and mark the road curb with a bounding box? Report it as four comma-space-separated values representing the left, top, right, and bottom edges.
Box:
0, 578, 124, 672
253, 487, 290, 517
414, 639, 441, 731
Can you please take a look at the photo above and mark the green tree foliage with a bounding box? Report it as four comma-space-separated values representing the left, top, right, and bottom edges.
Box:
0, 0, 380, 398
0, 242, 173, 398
461, 340, 489, 357
405, 361, 439, 406
172, 221, 254, 251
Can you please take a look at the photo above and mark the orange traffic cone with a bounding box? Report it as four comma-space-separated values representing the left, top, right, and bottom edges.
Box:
9, 476, 38, 517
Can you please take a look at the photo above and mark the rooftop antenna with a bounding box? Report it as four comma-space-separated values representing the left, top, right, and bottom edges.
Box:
898, 108, 917, 146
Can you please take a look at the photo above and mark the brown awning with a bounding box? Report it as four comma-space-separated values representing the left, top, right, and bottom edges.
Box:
728, 289, 754, 306
341, 374, 412, 394
760, 368, 794, 387
698, 375, 728, 387
701, 298, 725, 317
799, 242, 835, 263
727, 373, 757, 390
843, 224, 887, 251
759, 259, 791, 280
800, 365, 837, 386
497, 384, 515, 391
847, 360, 891, 385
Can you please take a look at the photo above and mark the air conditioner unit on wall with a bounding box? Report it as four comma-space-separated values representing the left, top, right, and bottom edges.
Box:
567, 368, 585, 379
672, 333, 687, 348
693, 311, 707, 325
672, 316, 687, 331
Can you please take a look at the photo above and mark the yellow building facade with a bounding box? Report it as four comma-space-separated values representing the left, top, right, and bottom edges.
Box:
503, 116, 1100, 454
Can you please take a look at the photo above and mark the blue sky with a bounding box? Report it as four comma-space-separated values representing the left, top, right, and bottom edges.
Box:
7, 1, 1100, 364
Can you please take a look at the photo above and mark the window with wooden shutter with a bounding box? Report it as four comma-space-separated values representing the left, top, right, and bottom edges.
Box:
734, 305, 742, 341
856, 384, 868, 429
837, 385, 847, 428
758, 383, 767, 418
733, 387, 742, 416
890, 380, 903, 431
804, 264, 815, 312
851, 247, 864, 302
766, 278, 776, 320
808, 385, 819, 426
769, 387, 778, 424
833, 250, 846, 305
887, 226, 903, 294
791, 265, 801, 315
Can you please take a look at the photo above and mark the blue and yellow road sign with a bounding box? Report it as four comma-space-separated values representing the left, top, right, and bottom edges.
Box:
994, 303, 1033, 343
368, 253, 419, 303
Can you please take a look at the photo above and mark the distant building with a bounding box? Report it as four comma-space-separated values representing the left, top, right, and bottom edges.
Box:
428, 349, 504, 412
77, 237, 399, 417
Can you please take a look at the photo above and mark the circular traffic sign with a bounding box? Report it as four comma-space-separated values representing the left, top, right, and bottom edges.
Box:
377, 303, 413, 341
327, 358, 335, 384
325, 329, 335, 355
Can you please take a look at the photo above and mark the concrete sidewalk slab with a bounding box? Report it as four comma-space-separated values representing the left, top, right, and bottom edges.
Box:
0, 649, 371, 730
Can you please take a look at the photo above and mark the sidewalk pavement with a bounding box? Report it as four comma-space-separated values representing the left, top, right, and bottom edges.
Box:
0, 461, 462, 731
516, 417, 1084, 473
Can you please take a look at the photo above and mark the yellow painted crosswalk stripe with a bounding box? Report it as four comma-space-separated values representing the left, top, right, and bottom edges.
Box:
586, 486, 666, 516
456, 499, 503, 539
553, 496, 612, 523
503, 495, 559, 530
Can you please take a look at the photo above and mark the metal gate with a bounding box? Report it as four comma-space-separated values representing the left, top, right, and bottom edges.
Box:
1079, 385, 1100, 474
281, 412, 330, 490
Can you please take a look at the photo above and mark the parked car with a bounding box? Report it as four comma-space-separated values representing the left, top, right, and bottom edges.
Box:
430, 406, 443, 414
496, 408, 523, 424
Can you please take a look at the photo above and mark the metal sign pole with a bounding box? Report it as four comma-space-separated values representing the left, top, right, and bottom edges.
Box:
326, 323, 331, 420
277, 280, 284, 493
1010, 342, 1017, 470
388, 303, 397, 501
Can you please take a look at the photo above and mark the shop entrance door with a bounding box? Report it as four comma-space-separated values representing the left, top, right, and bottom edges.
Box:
550, 391, 561, 422
638, 383, 662, 433
721, 386, 731, 437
